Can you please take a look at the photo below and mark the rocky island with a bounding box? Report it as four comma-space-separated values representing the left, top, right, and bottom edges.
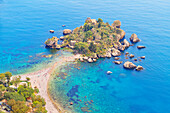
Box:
45, 17, 145, 70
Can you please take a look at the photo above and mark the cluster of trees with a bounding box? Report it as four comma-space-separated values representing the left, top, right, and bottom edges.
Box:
0, 72, 47, 113
62, 18, 123, 57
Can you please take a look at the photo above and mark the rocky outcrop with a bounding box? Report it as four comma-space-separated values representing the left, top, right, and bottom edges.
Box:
137, 46, 146, 49
140, 56, 145, 59
93, 59, 97, 62
60, 36, 65, 40
114, 57, 120, 60
88, 58, 93, 63
49, 30, 54, 33
45, 37, 60, 49
130, 54, 134, 58
111, 48, 121, 56
120, 30, 126, 39
125, 52, 129, 55
114, 42, 125, 51
123, 39, 130, 48
107, 71, 112, 74
123, 61, 137, 69
136, 65, 144, 71
112, 20, 121, 28
114, 61, 122, 64
130, 34, 140, 43
83, 56, 88, 60
63, 29, 72, 35
79, 57, 84, 62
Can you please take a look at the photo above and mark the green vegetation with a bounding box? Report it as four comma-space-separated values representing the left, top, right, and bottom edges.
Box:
60, 18, 124, 57
0, 72, 47, 113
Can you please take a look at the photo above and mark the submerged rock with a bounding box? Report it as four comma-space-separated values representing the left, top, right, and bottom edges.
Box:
63, 29, 72, 35
136, 65, 144, 71
123, 61, 137, 69
93, 59, 97, 62
137, 46, 146, 49
130, 34, 140, 43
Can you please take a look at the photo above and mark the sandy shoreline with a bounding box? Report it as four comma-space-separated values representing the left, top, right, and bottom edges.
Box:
13, 54, 80, 113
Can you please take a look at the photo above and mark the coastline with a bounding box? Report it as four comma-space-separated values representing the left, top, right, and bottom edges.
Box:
13, 54, 80, 113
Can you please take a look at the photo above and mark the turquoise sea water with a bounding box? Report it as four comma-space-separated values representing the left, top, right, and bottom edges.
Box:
0, 0, 170, 113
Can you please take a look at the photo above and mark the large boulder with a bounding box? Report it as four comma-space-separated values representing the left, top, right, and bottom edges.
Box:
123, 61, 137, 69
114, 57, 120, 60
111, 48, 121, 56
112, 20, 121, 28
130, 34, 140, 43
49, 30, 54, 33
63, 29, 72, 35
136, 65, 144, 71
88, 58, 93, 63
123, 39, 130, 48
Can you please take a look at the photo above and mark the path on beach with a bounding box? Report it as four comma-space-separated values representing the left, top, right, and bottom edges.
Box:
14, 54, 80, 113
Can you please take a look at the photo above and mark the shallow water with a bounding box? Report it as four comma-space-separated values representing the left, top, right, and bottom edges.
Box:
1, 0, 170, 112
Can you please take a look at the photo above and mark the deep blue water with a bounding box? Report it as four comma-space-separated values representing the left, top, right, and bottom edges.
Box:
0, 0, 170, 113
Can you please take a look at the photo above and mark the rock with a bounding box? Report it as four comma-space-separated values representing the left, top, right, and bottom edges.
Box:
49, 30, 54, 33
125, 52, 129, 55
93, 59, 97, 62
62, 25, 66, 27
134, 58, 137, 61
111, 48, 121, 56
106, 53, 112, 58
107, 71, 112, 74
70, 40, 76, 46
69, 46, 74, 49
70, 102, 73, 105
123, 39, 130, 48
79, 57, 84, 62
137, 46, 146, 49
130, 54, 134, 58
130, 34, 140, 43
88, 58, 93, 63
63, 29, 72, 35
56, 45, 61, 49
118, 44, 126, 51
136, 65, 144, 71
83, 56, 88, 60
120, 30, 126, 39
112, 20, 121, 28
140, 56, 145, 59
93, 53, 98, 59
60, 36, 65, 40
45, 36, 60, 49
114, 61, 122, 64
123, 61, 137, 69
114, 57, 120, 60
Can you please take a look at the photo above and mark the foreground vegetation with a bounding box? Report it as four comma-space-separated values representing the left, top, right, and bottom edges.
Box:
0, 72, 47, 113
